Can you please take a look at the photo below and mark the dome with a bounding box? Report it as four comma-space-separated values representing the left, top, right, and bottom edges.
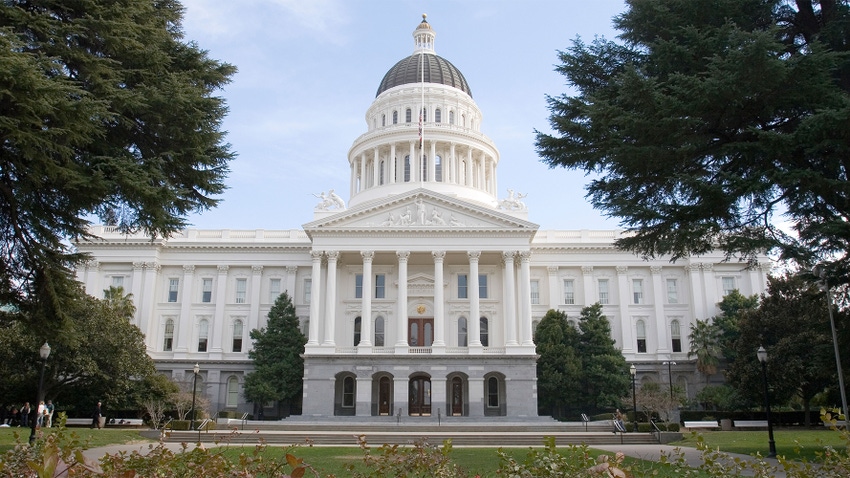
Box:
376, 54, 472, 98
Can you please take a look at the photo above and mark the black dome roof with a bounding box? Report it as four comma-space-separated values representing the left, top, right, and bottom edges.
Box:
376, 53, 472, 98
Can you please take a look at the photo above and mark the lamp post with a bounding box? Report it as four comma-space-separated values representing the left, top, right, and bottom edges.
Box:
813, 265, 850, 430
190, 363, 199, 431
662, 361, 677, 401
630, 364, 638, 432
29, 342, 51, 445
757, 346, 777, 458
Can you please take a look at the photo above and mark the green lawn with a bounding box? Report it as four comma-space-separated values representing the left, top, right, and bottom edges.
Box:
0, 427, 154, 453
673, 429, 850, 461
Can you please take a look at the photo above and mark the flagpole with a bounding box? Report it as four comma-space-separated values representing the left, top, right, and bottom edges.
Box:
419, 45, 424, 185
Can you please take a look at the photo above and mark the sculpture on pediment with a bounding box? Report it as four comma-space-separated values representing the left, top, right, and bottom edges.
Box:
429, 208, 446, 225
449, 213, 465, 226
416, 198, 427, 225
313, 189, 346, 210
499, 188, 528, 211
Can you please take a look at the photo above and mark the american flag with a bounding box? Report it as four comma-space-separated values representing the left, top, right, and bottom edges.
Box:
418, 109, 423, 149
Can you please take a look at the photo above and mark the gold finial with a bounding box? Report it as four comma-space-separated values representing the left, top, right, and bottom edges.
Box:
422, 13, 427, 22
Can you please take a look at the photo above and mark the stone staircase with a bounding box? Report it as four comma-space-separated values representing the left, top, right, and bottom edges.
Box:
160, 418, 669, 446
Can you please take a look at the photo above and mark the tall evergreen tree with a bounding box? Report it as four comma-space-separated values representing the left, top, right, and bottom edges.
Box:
0, 1, 236, 324
534, 309, 581, 417
536, 0, 850, 284
244, 292, 306, 418
576, 303, 630, 410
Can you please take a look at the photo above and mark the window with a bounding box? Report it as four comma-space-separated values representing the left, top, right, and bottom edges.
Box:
235, 278, 247, 304
458, 274, 468, 299
722, 276, 736, 296
381, 114, 385, 126
449, 110, 455, 124
342, 376, 355, 408
636, 319, 647, 353
671, 319, 682, 353
304, 279, 312, 304
111, 276, 124, 288
405, 108, 412, 123
598, 279, 609, 305
202, 278, 212, 303
487, 377, 499, 407
404, 155, 411, 182
458, 317, 468, 346
232, 319, 243, 353
226, 376, 239, 408
435, 108, 441, 123
269, 278, 281, 303
374, 316, 385, 347
435, 155, 442, 182
168, 278, 179, 302
480, 317, 489, 347
530, 280, 540, 305
666, 279, 678, 304
479, 274, 488, 299
163, 319, 174, 351
633, 279, 644, 304
355, 274, 363, 299
392, 110, 398, 124
375, 274, 386, 299
563, 279, 575, 305
354, 317, 362, 346
198, 319, 209, 352
421, 154, 427, 181
420, 107, 427, 122
380, 160, 385, 184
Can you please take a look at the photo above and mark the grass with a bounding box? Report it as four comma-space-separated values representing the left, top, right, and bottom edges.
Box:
672, 429, 850, 461
0, 427, 154, 453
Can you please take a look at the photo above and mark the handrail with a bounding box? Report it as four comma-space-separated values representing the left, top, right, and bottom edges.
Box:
240, 412, 249, 430
650, 419, 663, 443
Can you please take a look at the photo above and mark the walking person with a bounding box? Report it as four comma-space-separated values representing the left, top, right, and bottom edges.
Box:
91, 401, 102, 429
36, 401, 45, 427
45, 400, 54, 428
20, 402, 30, 428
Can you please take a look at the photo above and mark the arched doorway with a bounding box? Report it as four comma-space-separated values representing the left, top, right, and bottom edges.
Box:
409, 375, 431, 416
451, 377, 464, 416
379, 376, 392, 415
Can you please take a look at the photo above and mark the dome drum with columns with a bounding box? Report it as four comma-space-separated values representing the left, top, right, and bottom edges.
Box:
74, 17, 770, 420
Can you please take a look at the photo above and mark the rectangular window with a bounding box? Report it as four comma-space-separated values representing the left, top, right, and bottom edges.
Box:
235, 278, 247, 304
671, 320, 682, 353
232, 319, 244, 353
633, 279, 643, 304
269, 278, 281, 303
168, 278, 179, 303
304, 279, 312, 304
563, 279, 575, 305
202, 278, 213, 303
666, 279, 678, 304
458, 274, 468, 299
163, 319, 174, 352
722, 276, 736, 296
375, 274, 385, 299
530, 280, 540, 305
479, 274, 488, 299
355, 273, 363, 299
111, 276, 124, 288
198, 320, 209, 352
598, 279, 609, 305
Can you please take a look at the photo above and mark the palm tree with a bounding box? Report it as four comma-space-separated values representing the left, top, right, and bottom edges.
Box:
103, 286, 136, 320
688, 318, 721, 383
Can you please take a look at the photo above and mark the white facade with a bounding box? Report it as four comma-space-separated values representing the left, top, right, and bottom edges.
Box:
74, 17, 770, 417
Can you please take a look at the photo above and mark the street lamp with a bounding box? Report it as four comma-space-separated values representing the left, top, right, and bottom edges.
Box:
630, 364, 638, 432
813, 265, 850, 430
757, 346, 777, 458
190, 363, 200, 431
662, 361, 677, 401
29, 342, 51, 445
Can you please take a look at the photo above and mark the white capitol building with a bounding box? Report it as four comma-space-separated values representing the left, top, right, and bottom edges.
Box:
75, 17, 770, 418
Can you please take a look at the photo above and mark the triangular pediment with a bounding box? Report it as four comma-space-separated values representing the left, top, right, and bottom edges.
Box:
302, 189, 538, 234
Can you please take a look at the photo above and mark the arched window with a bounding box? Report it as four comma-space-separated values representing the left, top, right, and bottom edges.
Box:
226, 376, 239, 408
671, 320, 682, 353
405, 108, 412, 123
380, 160, 385, 184
198, 319, 209, 352
354, 316, 362, 346
461, 114, 466, 127
636, 319, 647, 353
435, 108, 441, 123
374, 316, 385, 347
393, 110, 398, 124
487, 377, 499, 407
480, 317, 489, 347
232, 319, 243, 353
435, 155, 442, 182
421, 107, 427, 122
163, 319, 174, 351
404, 155, 411, 182
381, 114, 386, 126
449, 110, 455, 125
342, 376, 355, 408
458, 317, 468, 347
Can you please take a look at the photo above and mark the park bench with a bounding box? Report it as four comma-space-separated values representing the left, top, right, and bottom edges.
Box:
683, 420, 720, 429
733, 419, 768, 429
106, 418, 144, 427
64, 418, 92, 427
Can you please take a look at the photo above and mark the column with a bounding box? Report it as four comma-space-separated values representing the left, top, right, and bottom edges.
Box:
389, 143, 396, 184
359, 152, 367, 190
249, 265, 263, 337
350, 160, 356, 197
616, 266, 632, 353
285, 265, 297, 296
131, 262, 144, 327
322, 251, 339, 346
359, 251, 374, 348
409, 142, 416, 182
85, 260, 101, 296
519, 251, 533, 346
140, 262, 159, 348
395, 251, 410, 348
177, 265, 195, 352
465, 149, 473, 187
701, 263, 717, 316
307, 251, 323, 346
468, 251, 481, 348
373, 148, 380, 186
502, 251, 518, 346
582, 266, 594, 305
211, 265, 229, 353
651, 266, 669, 354
687, 263, 705, 320
546, 266, 559, 310
432, 251, 446, 349
449, 143, 456, 183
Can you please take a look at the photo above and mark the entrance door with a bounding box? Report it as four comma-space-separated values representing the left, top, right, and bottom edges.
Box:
408, 318, 434, 346
379, 377, 391, 415
451, 377, 464, 416
409, 377, 431, 416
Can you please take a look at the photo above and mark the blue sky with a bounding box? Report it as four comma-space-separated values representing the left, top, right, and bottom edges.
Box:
179, 0, 627, 231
